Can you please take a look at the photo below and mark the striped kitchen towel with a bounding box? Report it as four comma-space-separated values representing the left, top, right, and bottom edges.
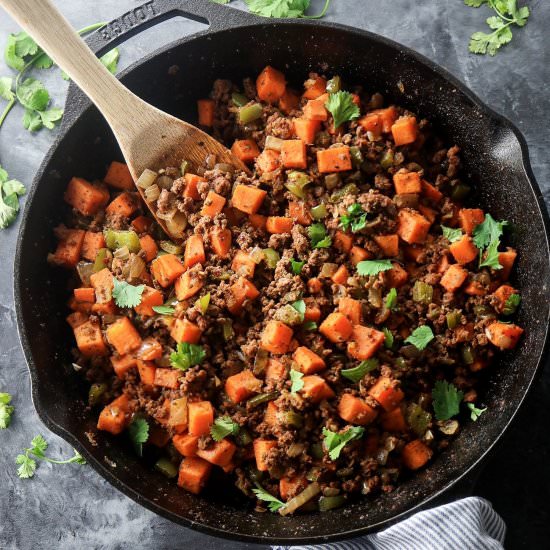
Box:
275, 497, 505, 550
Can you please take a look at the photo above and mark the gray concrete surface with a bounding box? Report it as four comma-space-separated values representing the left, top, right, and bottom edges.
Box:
0, 1, 548, 548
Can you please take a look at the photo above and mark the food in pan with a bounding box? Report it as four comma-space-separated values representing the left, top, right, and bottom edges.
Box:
49, 66, 523, 515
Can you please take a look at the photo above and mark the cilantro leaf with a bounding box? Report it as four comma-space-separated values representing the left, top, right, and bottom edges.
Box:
479, 239, 502, 270
503, 293, 521, 315
252, 483, 285, 512
290, 369, 304, 393
16, 453, 36, 478
383, 327, 394, 349
341, 358, 378, 383
308, 223, 332, 249
152, 305, 176, 315
302, 321, 318, 331
291, 299, 306, 322
432, 381, 464, 421
441, 225, 463, 243
340, 203, 367, 233
16, 78, 50, 111
3, 179, 25, 197
472, 214, 508, 250
112, 279, 145, 308
39, 107, 63, 130
0, 392, 15, 429
290, 258, 305, 275
467, 402, 487, 421
30, 435, 48, 457
100, 48, 120, 74
211, 0, 231, 3
128, 417, 149, 457
22, 108, 42, 132
13, 32, 39, 58
464, 0, 487, 6
405, 325, 434, 351
385, 287, 398, 311
325, 91, 360, 128
0, 172, 19, 230
0, 77, 14, 101
322, 426, 364, 460
170, 342, 206, 371
33, 53, 54, 69
245, 0, 330, 19
211, 416, 240, 441
4, 34, 25, 71
356, 259, 393, 277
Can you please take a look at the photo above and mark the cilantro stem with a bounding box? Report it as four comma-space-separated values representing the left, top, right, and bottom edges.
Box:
28, 449, 82, 464
301, 0, 331, 19
488, 0, 514, 22
0, 97, 15, 129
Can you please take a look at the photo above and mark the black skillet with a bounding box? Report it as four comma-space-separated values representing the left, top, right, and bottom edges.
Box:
13, 0, 550, 544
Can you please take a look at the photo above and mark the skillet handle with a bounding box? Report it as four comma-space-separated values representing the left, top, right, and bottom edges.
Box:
84, 0, 258, 58
63, 0, 258, 126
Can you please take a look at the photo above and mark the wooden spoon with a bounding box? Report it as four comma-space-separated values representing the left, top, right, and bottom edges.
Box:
0, 0, 248, 241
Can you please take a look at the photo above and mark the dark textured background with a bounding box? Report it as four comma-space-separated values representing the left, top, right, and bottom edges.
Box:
0, 1, 548, 548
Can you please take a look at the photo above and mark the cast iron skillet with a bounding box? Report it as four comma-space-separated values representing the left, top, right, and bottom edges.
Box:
14, 0, 550, 544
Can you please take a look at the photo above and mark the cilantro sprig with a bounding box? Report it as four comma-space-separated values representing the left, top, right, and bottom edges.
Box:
465, 0, 530, 56
441, 225, 463, 243
473, 214, 508, 269
356, 259, 393, 277
290, 369, 305, 393
340, 203, 368, 233
290, 258, 305, 275
432, 381, 464, 421
211, 416, 240, 441
467, 402, 487, 421
1, 24, 120, 134
128, 417, 149, 457
170, 342, 206, 371
291, 299, 306, 322
322, 426, 364, 460
112, 279, 145, 308
16, 435, 86, 479
244, 0, 331, 19
308, 223, 332, 249
252, 482, 285, 512
325, 91, 360, 129
0, 164, 25, 230
385, 287, 398, 311
0, 392, 15, 429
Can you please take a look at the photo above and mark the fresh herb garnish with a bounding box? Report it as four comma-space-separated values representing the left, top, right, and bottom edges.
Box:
112, 279, 145, 308
1, 24, 119, 134
308, 223, 332, 249
356, 259, 393, 277
325, 90, 360, 129
383, 327, 394, 349
441, 225, 463, 243
0, 164, 25, 229
152, 305, 176, 315
465, 0, 529, 56
128, 417, 149, 457
473, 213, 508, 269
16, 435, 85, 479
244, 0, 331, 19
0, 392, 15, 429
340, 203, 367, 233
211, 416, 240, 441
341, 358, 379, 383
467, 402, 487, 421
290, 258, 305, 275
503, 293, 521, 315
291, 299, 306, 322
290, 369, 305, 393
252, 482, 285, 512
405, 325, 434, 351
322, 426, 364, 460
432, 381, 464, 421
170, 342, 206, 371
385, 287, 398, 311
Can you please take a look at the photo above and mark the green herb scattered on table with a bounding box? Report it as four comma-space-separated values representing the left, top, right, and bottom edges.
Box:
0, 392, 14, 428
244, 0, 331, 19
0, 164, 25, 229
465, 0, 530, 56
16, 435, 86, 479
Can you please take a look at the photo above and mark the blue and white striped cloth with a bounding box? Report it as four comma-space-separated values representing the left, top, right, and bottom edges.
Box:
275, 497, 505, 550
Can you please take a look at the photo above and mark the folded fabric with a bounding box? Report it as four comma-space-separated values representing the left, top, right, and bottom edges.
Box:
274, 497, 505, 550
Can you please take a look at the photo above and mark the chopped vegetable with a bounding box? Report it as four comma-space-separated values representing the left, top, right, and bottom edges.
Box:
503, 293, 521, 315
340, 203, 367, 233
383, 327, 394, 349
170, 342, 206, 371
385, 288, 398, 310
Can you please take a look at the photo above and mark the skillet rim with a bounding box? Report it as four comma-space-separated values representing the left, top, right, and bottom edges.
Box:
13, 16, 550, 544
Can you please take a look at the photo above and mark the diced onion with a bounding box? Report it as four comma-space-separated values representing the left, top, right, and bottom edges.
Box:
165, 212, 188, 239
113, 246, 130, 260
128, 255, 145, 279
168, 397, 188, 428
279, 482, 321, 516
214, 163, 234, 174
76, 261, 94, 286
265, 136, 284, 151
144, 184, 160, 203
136, 168, 157, 189
156, 175, 174, 190
319, 263, 338, 278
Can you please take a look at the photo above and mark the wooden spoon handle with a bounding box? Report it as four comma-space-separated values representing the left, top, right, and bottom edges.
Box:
0, 0, 143, 132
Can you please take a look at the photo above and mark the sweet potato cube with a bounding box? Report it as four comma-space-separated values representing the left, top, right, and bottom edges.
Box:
319, 312, 353, 343
281, 139, 307, 169
401, 440, 433, 470
347, 325, 385, 361
368, 377, 404, 412
231, 139, 260, 163
253, 439, 278, 471
170, 318, 202, 344
97, 394, 131, 435
74, 319, 108, 357
260, 320, 293, 354
151, 254, 185, 287
391, 116, 418, 146
293, 118, 321, 144
134, 286, 163, 317
338, 394, 378, 425
188, 401, 214, 436
81, 231, 106, 262
104, 161, 134, 190
225, 370, 262, 403
300, 375, 335, 402
197, 439, 237, 467
293, 346, 326, 374
201, 191, 226, 218
256, 65, 286, 103
105, 192, 139, 218
177, 456, 212, 494
374, 234, 399, 257
397, 209, 431, 244
458, 208, 485, 235
440, 264, 468, 293
173, 433, 199, 457
393, 170, 421, 194
197, 99, 215, 126
154, 368, 181, 389
449, 235, 478, 265
232, 184, 267, 215
64, 177, 109, 216
106, 317, 142, 355
111, 354, 137, 379
316, 146, 352, 173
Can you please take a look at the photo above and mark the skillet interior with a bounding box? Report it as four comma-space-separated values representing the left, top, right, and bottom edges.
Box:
15, 18, 550, 544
